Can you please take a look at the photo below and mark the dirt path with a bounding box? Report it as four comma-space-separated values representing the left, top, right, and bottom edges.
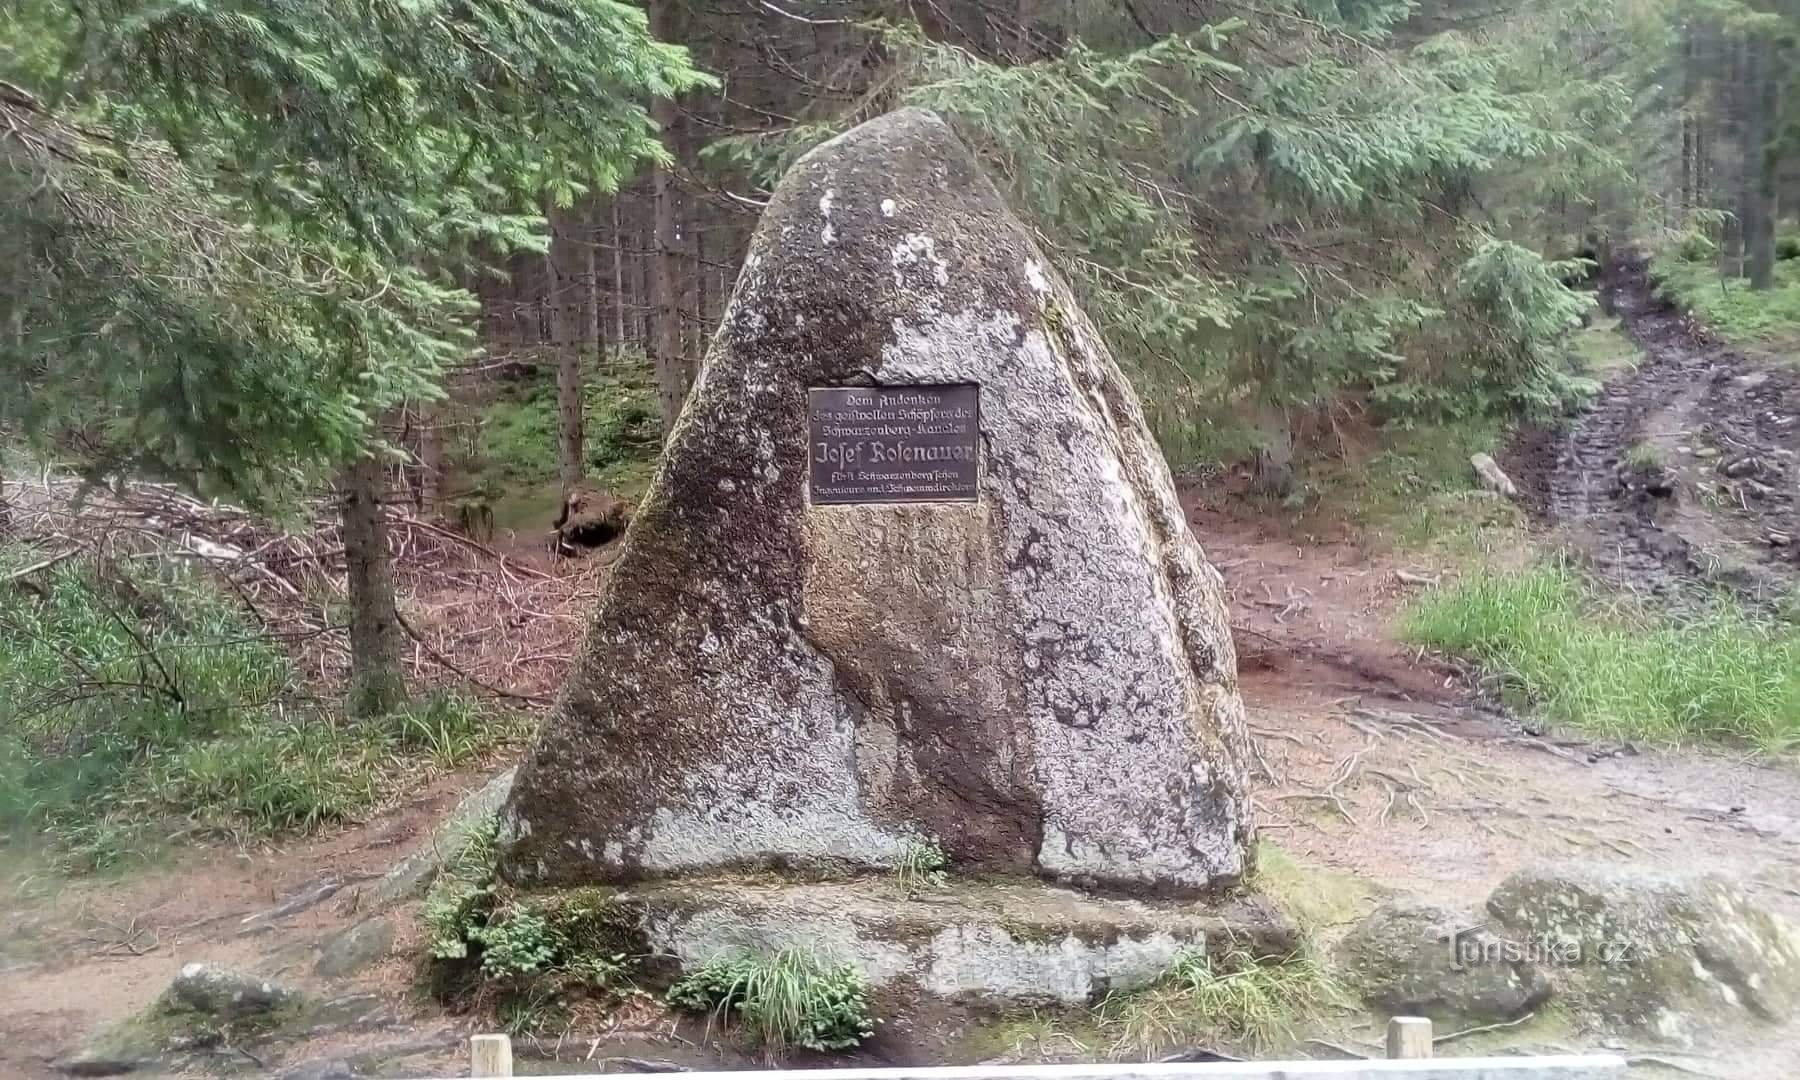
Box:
1196, 511, 1800, 1075
1511, 256, 1800, 603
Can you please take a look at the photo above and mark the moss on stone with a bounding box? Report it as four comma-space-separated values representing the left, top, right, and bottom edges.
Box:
1250, 840, 1377, 942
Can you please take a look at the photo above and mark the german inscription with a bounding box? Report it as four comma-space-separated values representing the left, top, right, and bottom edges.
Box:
808, 385, 980, 504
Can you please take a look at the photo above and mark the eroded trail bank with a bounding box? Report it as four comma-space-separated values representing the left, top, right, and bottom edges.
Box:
1511, 256, 1799, 601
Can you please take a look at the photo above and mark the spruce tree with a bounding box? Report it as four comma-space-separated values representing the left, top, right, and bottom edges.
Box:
2, 0, 712, 713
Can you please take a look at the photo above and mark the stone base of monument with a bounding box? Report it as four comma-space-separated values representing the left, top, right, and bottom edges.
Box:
603, 876, 1296, 1006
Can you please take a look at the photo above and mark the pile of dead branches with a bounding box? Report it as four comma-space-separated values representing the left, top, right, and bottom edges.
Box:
2, 470, 600, 708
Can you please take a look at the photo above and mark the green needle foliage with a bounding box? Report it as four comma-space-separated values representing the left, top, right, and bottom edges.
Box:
2, 0, 712, 505
707, 2, 1660, 468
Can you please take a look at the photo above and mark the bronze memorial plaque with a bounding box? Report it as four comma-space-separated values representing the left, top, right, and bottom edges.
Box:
808, 384, 980, 504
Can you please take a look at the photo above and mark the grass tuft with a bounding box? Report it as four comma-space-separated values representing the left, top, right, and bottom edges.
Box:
1402, 563, 1800, 750
1098, 944, 1346, 1057
666, 947, 875, 1059
893, 838, 948, 895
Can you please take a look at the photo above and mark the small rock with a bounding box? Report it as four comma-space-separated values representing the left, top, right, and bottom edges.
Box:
1721, 456, 1762, 479
1769, 531, 1793, 547
280, 1060, 359, 1080
315, 917, 395, 979
52, 1050, 155, 1077
1486, 863, 1800, 1039
168, 963, 300, 1019
1338, 901, 1550, 1022
1470, 453, 1518, 499
1693, 446, 1720, 460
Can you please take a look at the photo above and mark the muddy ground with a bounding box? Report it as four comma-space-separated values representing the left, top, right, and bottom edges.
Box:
4, 274, 1800, 1077
1508, 255, 1800, 604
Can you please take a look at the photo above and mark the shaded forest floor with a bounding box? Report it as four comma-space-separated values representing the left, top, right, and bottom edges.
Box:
4, 266, 1800, 1077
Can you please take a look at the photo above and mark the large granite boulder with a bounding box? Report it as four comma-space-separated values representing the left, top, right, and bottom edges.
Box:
500, 108, 1251, 895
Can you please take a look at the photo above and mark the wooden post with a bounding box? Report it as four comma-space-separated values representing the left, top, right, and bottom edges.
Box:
470, 1033, 513, 1077
1387, 1016, 1433, 1059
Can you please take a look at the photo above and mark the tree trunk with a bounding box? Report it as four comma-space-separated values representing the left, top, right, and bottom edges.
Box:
650, 0, 690, 438
548, 204, 587, 495
585, 202, 602, 358
1721, 37, 1747, 276
341, 452, 406, 717
558, 326, 587, 498
1250, 403, 1294, 497
1747, 37, 1780, 291
418, 400, 444, 513
611, 199, 628, 352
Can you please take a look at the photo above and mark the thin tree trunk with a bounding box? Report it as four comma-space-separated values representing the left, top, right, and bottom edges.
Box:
585, 203, 602, 359
611, 199, 628, 353
341, 452, 406, 717
650, 0, 690, 437
547, 204, 587, 496
1251, 403, 1294, 497
1747, 37, 1780, 291
1721, 37, 1747, 276
418, 400, 444, 513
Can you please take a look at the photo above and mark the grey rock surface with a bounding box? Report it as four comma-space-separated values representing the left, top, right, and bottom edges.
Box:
1338, 900, 1550, 1022
622, 877, 1292, 1005
51, 1050, 155, 1076
370, 767, 512, 907
278, 1060, 359, 1080
501, 107, 1250, 895
314, 917, 395, 978
1486, 863, 1800, 1043
167, 962, 299, 1019
1471, 452, 1519, 498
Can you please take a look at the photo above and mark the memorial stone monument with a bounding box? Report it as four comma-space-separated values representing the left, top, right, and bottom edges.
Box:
499, 108, 1253, 899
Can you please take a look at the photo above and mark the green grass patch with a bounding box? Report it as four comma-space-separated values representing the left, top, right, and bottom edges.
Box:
666, 948, 875, 1059
1566, 314, 1639, 377
1097, 944, 1347, 1057
1250, 841, 1376, 942
893, 838, 948, 896
1653, 249, 1800, 356
1402, 563, 1800, 751
0, 548, 519, 871
1623, 439, 1663, 471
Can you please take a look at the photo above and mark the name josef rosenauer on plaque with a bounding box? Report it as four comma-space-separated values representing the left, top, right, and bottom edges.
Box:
808, 385, 980, 504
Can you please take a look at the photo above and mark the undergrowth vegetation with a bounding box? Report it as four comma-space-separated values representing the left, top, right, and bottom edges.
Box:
454, 358, 662, 527
1098, 944, 1346, 1057
1403, 563, 1800, 750
1286, 416, 1517, 547
0, 549, 518, 871
1654, 243, 1800, 355
667, 948, 875, 1059
424, 822, 645, 1034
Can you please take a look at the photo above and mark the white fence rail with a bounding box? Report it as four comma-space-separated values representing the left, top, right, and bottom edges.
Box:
439, 1020, 1628, 1080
